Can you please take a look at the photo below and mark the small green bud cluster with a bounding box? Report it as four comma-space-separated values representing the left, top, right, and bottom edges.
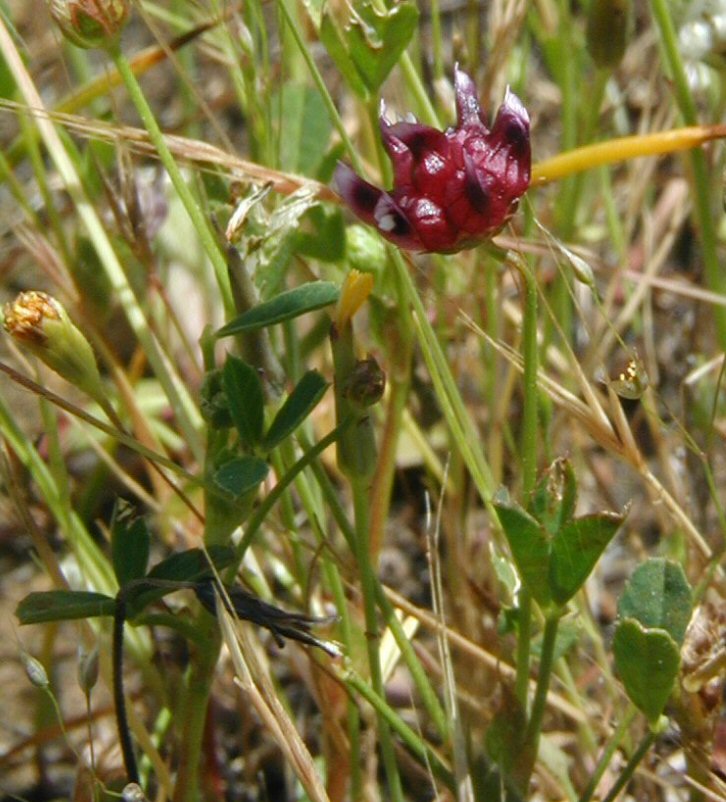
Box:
3, 291, 105, 402
48, 0, 130, 50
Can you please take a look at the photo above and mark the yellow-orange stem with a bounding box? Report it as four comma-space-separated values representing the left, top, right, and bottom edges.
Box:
532, 124, 726, 186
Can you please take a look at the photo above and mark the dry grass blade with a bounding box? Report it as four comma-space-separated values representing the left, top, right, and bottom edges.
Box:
216, 590, 331, 802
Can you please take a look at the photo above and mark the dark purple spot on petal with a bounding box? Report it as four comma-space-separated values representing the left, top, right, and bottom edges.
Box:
463, 153, 491, 214
384, 122, 448, 159
333, 162, 383, 224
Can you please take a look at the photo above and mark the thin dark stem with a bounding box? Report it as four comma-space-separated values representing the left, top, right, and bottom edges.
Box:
601, 729, 657, 802
112, 597, 139, 784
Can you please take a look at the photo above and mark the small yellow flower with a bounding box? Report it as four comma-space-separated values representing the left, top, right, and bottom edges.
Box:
335, 270, 374, 329
3, 291, 105, 401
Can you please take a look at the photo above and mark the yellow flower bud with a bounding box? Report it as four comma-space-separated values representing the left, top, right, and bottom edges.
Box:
3, 291, 105, 402
335, 270, 374, 329
48, 0, 130, 50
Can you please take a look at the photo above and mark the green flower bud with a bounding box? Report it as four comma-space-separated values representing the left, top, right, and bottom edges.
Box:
3, 291, 105, 402
21, 651, 49, 689
122, 784, 149, 802
77, 644, 99, 696
200, 368, 233, 429
345, 224, 387, 276
48, 0, 130, 50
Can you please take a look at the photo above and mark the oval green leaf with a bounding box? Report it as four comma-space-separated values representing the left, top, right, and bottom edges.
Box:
263, 370, 329, 451
214, 456, 269, 499
613, 617, 680, 725
617, 558, 692, 646
216, 282, 339, 337
222, 355, 265, 449
16, 590, 115, 624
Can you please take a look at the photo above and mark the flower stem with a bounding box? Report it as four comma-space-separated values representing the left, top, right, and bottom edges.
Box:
580, 705, 638, 802
112, 597, 139, 784
171, 615, 222, 802
510, 251, 539, 710
515, 612, 560, 792
648, 0, 726, 348
600, 728, 658, 802
351, 476, 404, 802
108, 45, 234, 317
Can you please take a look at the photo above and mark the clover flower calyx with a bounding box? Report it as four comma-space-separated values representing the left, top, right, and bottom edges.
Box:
334, 66, 531, 254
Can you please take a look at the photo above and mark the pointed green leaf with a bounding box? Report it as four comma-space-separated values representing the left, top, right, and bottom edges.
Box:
111, 499, 150, 587
149, 545, 234, 582
127, 545, 236, 617
494, 498, 552, 608
217, 282, 339, 337
263, 370, 329, 451
222, 355, 265, 449
214, 456, 269, 498
613, 618, 680, 725
320, 10, 369, 98
617, 558, 692, 646
346, 2, 419, 92
16, 590, 115, 624
550, 511, 623, 605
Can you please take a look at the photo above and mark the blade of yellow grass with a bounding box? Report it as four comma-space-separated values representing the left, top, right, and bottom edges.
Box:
217, 593, 331, 802
532, 125, 726, 185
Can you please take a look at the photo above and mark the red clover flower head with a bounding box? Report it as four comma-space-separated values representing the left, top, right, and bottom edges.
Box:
334, 66, 531, 254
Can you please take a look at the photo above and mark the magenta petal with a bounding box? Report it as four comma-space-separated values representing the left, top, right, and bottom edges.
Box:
333, 162, 384, 228
380, 117, 414, 185
454, 64, 483, 128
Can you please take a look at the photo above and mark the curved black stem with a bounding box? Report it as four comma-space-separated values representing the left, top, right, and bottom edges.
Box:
113, 596, 139, 784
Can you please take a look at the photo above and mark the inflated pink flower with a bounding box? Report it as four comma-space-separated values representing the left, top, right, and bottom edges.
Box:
334, 66, 531, 254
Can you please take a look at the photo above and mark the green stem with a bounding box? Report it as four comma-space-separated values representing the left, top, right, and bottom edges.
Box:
236, 421, 350, 560
649, 0, 726, 348
172, 614, 222, 802
275, 0, 364, 174
112, 598, 139, 784
600, 728, 658, 802
580, 705, 638, 802
351, 476, 404, 802
108, 46, 234, 317
513, 252, 539, 709
517, 613, 560, 791
373, 581, 449, 738
343, 670, 455, 791
392, 251, 497, 506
